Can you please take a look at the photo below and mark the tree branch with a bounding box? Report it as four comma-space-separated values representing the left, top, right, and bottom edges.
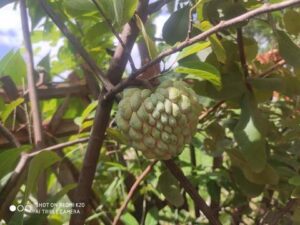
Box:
236, 28, 249, 78
164, 160, 222, 225
39, 0, 114, 91
20, 0, 48, 204
0, 122, 20, 148
27, 137, 89, 158
199, 101, 225, 122
260, 199, 298, 225
69, 1, 150, 224
104, 0, 300, 100
112, 161, 157, 225
91, 0, 137, 72
20, 0, 44, 149
257, 59, 285, 78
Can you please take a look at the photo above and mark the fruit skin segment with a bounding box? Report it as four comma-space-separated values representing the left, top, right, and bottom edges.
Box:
116, 80, 202, 160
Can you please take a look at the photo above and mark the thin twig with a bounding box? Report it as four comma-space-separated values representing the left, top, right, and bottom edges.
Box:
91, 0, 137, 72
104, 0, 300, 100
39, 0, 114, 91
258, 59, 285, 78
187, 0, 202, 39
199, 100, 225, 122
210, 156, 223, 219
236, 28, 249, 78
27, 137, 89, 158
0, 122, 20, 148
112, 161, 157, 225
260, 199, 298, 225
20, 0, 44, 149
164, 160, 222, 225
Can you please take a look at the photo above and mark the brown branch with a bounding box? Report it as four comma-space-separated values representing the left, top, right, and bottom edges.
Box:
0, 122, 20, 148
91, 0, 137, 71
39, 0, 114, 91
199, 101, 225, 122
69, 1, 150, 225
27, 137, 89, 158
164, 160, 222, 225
0, 119, 79, 147
260, 199, 298, 225
0, 76, 27, 123
210, 156, 223, 219
0, 156, 28, 221
258, 59, 285, 78
236, 28, 249, 78
48, 96, 71, 132
190, 144, 201, 218
20, 0, 48, 204
104, 0, 300, 100
112, 161, 157, 225
0, 136, 99, 224
20, 0, 44, 149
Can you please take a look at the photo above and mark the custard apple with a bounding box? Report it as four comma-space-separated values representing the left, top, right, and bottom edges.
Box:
116, 80, 202, 160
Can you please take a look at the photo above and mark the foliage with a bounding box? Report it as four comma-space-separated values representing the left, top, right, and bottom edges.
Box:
0, 0, 300, 225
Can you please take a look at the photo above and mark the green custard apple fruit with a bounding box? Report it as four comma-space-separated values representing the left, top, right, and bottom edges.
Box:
116, 80, 202, 160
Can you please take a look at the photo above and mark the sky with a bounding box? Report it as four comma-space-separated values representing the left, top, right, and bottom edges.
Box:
0, 2, 170, 75
0, 4, 22, 58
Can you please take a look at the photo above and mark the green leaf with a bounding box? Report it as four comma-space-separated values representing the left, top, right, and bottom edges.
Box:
0, 146, 30, 181
162, 6, 190, 45
177, 41, 210, 61
123, 0, 138, 24
242, 164, 279, 185
209, 35, 226, 64
9, 151, 60, 225
249, 77, 283, 92
292, 186, 300, 198
121, 213, 139, 225
243, 37, 258, 62
223, 2, 247, 21
23, 184, 77, 225
99, 0, 138, 26
106, 128, 128, 145
197, 21, 226, 63
63, 0, 96, 17
234, 93, 267, 173
37, 54, 50, 75
0, 50, 26, 85
289, 176, 300, 186
144, 208, 159, 225
80, 120, 93, 131
276, 30, 300, 70
28, 0, 45, 29
135, 15, 158, 60
79, 101, 98, 124
283, 10, 300, 35
232, 167, 264, 197
24, 151, 60, 203
175, 62, 221, 89
1, 98, 24, 123
157, 170, 184, 207
84, 22, 110, 45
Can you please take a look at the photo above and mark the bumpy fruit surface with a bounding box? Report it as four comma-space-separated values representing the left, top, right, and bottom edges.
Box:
116, 80, 202, 160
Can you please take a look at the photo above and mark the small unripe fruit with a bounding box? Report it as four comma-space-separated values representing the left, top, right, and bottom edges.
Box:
116, 80, 202, 160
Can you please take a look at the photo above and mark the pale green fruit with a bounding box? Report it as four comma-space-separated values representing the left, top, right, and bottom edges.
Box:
116, 79, 202, 160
